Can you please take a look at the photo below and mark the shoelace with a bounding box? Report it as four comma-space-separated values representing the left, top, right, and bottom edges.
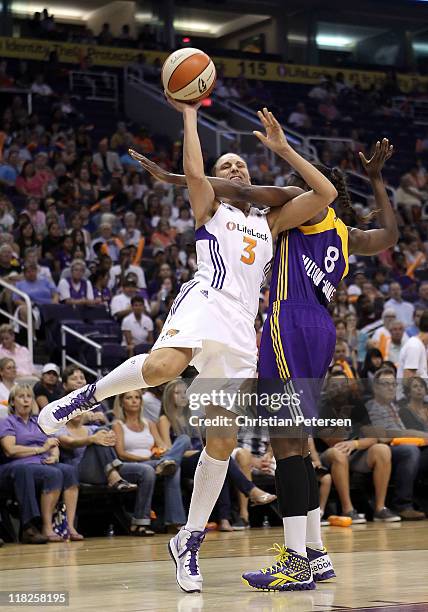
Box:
181, 530, 206, 576
53, 383, 97, 420
261, 543, 290, 574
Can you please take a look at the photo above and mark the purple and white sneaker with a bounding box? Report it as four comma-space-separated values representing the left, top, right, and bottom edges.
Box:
168, 528, 207, 593
38, 383, 98, 434
307, 546, 336, 581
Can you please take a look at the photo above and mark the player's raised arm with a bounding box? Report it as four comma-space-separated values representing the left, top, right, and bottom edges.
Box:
167, 97, 216, 227
348, 139, 399, 255
253, 108, 337, 236
129, 149, 302, 206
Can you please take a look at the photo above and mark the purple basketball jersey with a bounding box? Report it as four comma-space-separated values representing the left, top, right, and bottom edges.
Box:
269, 207, 349, 308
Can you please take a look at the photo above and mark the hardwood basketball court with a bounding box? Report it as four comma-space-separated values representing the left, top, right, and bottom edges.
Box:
1, 522, 427, 611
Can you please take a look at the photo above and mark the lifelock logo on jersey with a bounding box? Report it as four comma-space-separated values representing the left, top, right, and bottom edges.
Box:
226, 221, 269, 241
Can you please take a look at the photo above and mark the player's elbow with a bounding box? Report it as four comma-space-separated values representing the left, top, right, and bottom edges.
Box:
389, 226, 399, 247
325, 185, 338, 204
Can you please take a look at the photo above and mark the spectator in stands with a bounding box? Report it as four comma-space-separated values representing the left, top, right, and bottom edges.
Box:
0, 323, 35, 377
372, 309, 397, 354
92, 139, 123, 181
14, 263, 59, 329
97, 22, 114, 46
41, 222, 63, 263
33, 363, 62, 410
331, 287, 353, 319
384, 282, 414, 327
30, 74, 53, 97
57, 234, 76, 272
110, 277, 138, 321
15, 162, 46, 199
0, 357, 17, 405
397, 310, 428, 398
119, 211, 142, 248
91, 270, 112, 305
358, 347, 384, 385
0, 384, 81, 542
57, 259, 95, 306
151, 220, 176, 249
318, 96, 340, 122
387, 320, 409, 366
74, 167, 99, 206
308, 81, 329, 100
288, 103, 311, 131
109, 246, 146, 290
403, 238, 426, 271
0, 244, 20, 278
112, 390, 189, 529
174, 208, 194, 234
365, 369, 426, 519
90, 222, 122, 263
414, 282, 428, 311
16, 220, 39, 255
331, 340, 356, 378
22, 198, 46, 234
0, 150, 20, 188
123, 172, 147, 201
406, 306, 424, 337
110, 122, 132, 151
121, 295, 154, 355
399, 377, 428, 433
396, 167, 426, 221
318, 372, 400, 523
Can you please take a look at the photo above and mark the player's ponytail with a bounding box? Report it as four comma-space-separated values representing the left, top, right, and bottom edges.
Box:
330, 167, 352, 211
313, 163, 377, 223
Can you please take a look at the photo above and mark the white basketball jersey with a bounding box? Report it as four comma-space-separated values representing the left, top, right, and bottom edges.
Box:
194, 203, 273, 317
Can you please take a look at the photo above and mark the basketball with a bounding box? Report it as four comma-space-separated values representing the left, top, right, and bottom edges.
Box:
162, 47, 216, 103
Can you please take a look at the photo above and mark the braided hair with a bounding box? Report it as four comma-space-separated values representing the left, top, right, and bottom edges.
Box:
287, 163, 374, 224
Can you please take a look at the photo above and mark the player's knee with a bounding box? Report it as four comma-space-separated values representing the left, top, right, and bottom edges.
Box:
206, 437, 236, 461
142, 353, 173, 386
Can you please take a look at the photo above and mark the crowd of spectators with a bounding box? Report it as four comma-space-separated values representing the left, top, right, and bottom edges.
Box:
22, 9, 165, 51
0, 48, 428, 548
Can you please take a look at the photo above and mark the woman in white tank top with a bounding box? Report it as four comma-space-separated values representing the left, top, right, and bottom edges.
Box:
112, 390, 191, 532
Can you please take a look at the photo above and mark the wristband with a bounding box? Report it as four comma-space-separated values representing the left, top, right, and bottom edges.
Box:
354, 440, 359, 449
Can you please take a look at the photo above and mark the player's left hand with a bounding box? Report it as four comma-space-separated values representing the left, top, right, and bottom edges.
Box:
128, 149, 174, 183
253, 107, 290, 155
359, 138, 394, 178
164, 92, 201, 113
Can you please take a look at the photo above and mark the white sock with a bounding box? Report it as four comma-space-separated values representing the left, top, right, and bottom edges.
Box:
306, 507, 324, 550
283, 516, 307, 557
185, 449, 229, 533
94, 354, 149, 402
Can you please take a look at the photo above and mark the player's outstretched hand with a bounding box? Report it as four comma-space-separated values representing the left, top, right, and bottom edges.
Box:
164, 92, 201, 113
253, 107, 290, 155
359, 138, 394, 178
128, 149, 174, 183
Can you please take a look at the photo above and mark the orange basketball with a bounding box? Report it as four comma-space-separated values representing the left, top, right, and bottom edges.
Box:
162, 48, 216, 103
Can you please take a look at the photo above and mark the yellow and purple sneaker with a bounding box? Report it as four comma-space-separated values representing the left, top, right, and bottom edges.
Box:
241, 544, 316, 592
306, 546, 336, 581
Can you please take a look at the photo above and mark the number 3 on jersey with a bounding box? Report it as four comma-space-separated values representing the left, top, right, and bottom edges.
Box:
241, 236, 257, 265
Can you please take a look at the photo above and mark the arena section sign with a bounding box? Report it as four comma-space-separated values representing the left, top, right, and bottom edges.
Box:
0, 36, 427, 92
